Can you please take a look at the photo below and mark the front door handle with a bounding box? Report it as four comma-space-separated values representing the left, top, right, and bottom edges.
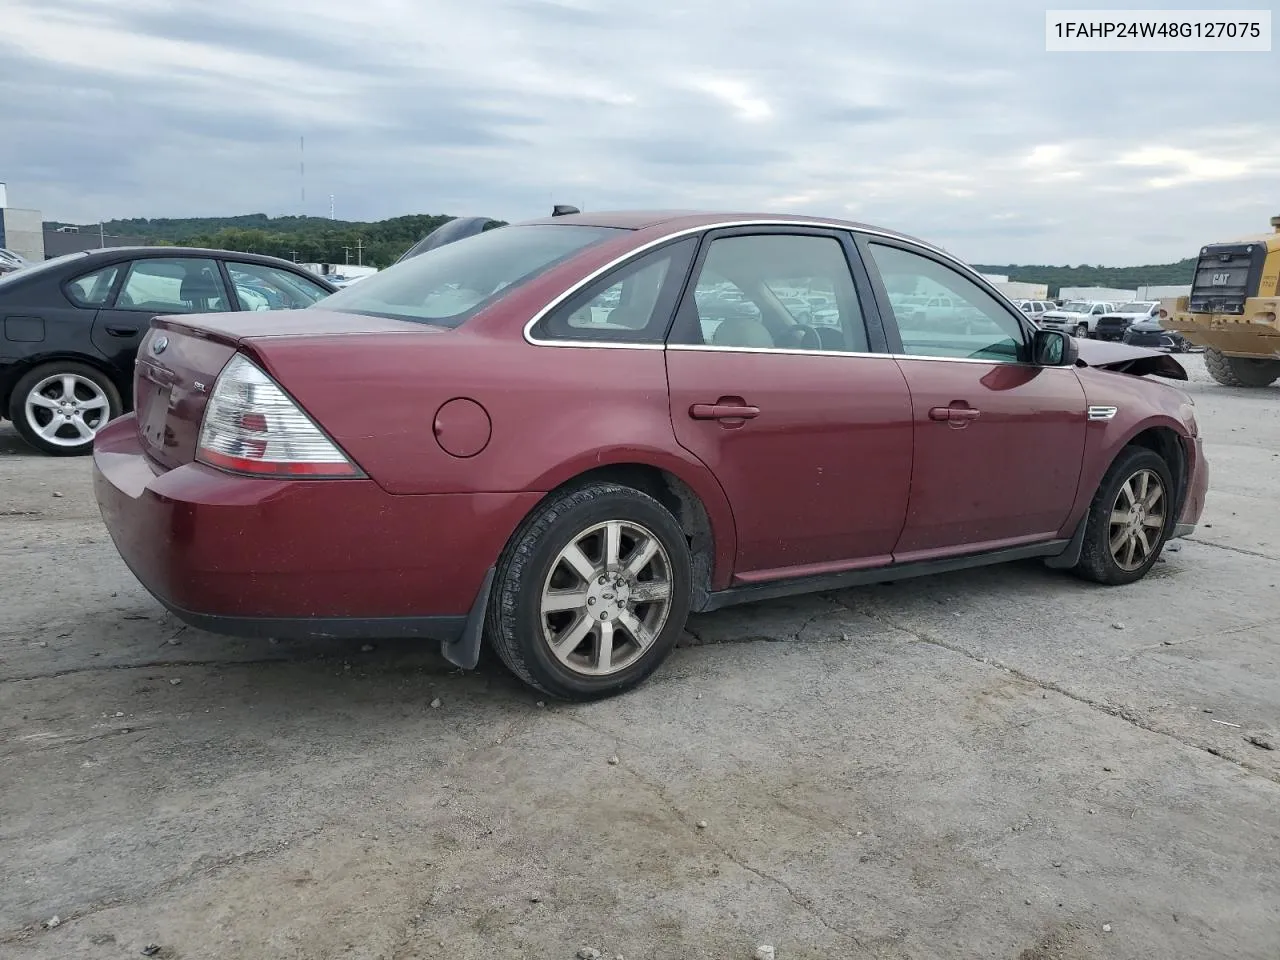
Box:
690, 399, 760, 421
105, 325, 139, 337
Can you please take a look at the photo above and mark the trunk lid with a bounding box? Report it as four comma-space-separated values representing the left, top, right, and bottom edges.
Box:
132, 309, 432, 469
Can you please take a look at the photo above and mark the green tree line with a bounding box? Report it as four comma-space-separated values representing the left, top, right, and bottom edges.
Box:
44, 214, 507, 268
972, 259, 1197, 297
45, 214, 1198, 290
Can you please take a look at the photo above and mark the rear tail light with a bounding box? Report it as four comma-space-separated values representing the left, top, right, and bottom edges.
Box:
196, 353, 362, 478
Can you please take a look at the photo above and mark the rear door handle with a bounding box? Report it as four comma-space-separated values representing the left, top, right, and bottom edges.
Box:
690, 401, 760, 421
928, 405, 981, 422
105, 325, 139, 337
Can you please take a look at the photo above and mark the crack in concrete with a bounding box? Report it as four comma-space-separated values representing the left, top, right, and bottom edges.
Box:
3, 657, 302, 684
0, 828, 326, 945
558, 712, 870, 955
834, 597, 1280, 787
1185, 538, 1280, 563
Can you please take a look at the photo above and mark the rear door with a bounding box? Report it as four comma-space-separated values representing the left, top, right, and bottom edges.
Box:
665, 227, 913, 580
858, 235, 1088, 560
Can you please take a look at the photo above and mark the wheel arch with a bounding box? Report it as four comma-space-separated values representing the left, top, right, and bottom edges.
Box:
524, 451, 738, 605
1123, 423, 1189, 519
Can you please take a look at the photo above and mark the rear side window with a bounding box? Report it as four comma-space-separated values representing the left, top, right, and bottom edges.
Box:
533, 238, 697, 344
64, 264, 122, 307
316, 224, 623, 328
116, 258, 230, 313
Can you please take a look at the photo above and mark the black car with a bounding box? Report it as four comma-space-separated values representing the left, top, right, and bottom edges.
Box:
1122, 317, 1191, 352
0, 247, 337, 455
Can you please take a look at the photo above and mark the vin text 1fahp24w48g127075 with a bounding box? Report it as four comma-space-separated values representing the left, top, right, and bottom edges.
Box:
92, 210, 1208, 701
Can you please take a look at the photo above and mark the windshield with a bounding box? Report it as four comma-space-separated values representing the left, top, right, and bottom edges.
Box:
0, 251, 90, 287
1117, 302, 1154, 312
1059, 301, 1089, 312
315, 224, 624, 327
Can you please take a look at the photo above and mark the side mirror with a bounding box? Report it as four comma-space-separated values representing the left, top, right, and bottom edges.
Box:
1033, 328, 1078, 366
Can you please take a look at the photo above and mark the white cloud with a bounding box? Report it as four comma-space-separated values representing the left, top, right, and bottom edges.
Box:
0, 0, 1274, 265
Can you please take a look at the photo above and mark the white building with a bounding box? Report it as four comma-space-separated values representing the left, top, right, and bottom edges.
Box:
0, 182, 46, 262
1059, 286, 1137, 302
1136, 284, 1192, 300
302, 263, 378, 281
997, 280, 1050, 299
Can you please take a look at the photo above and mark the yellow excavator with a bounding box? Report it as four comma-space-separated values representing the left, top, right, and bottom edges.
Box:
1159, 215, 1280, 387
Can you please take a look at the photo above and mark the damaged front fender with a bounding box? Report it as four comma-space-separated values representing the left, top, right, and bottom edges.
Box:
1073, 338, 1188, 380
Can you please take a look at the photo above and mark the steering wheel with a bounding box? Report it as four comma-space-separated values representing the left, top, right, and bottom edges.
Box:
782, 323, 823, 351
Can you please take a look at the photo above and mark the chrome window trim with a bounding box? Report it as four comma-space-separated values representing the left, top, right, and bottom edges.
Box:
522, 218, 990, 349
666, 342, 1063, 368
666, 343, 885, 360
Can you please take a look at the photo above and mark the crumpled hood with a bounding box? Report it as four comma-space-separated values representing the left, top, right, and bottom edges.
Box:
1074, 337, 1188, 380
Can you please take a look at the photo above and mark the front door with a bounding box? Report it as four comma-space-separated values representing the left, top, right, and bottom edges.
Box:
665, 228, 914, 580
859, 237, 1088, 560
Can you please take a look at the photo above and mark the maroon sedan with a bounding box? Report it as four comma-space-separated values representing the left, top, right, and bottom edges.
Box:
93, 210, 1208, 700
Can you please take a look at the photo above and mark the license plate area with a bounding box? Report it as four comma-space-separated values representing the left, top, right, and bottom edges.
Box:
139, 381, 172, 450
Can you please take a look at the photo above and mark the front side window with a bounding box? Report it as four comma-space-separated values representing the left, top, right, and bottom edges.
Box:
866, 242, 1026, 361
315, 224, 623, 328
116, 258, 230, 313
64, 264, 122, 307
535, 238, 696, 343
227, 262, 332, 311
676, 233, 869, 352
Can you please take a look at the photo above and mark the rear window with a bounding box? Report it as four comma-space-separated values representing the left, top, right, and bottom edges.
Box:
0, 251, 91, 288
315, 224, 624, 328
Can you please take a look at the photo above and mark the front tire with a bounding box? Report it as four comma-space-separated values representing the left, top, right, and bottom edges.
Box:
1075, 323, 1089, 338
1204, 348, 1280, 387
9, 362, 122, 456
1073, 446, 1175, 586
487, 482, 692, 700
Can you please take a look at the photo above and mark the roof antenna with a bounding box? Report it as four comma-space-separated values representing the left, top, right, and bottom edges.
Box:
551, 204, 580, 217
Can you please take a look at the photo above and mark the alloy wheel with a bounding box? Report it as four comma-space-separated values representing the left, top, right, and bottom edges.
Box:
1108, 468, 1166, 571
23, 373, 111, 448
539, 520, 674, 677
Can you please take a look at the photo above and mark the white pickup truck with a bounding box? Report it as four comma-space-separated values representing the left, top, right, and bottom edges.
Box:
1037, 300, 1118, 338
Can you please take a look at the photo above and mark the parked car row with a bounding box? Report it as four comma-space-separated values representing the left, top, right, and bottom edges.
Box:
1028, 298, 1192, 352
1008, 298, 1057, 320
0, 248, 336, 454
0, 247, 30, 276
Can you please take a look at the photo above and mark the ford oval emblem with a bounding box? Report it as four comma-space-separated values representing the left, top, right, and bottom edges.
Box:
152, 335, 169, 355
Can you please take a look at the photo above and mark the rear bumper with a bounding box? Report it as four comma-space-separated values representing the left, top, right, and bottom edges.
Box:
92, 415, 542, 645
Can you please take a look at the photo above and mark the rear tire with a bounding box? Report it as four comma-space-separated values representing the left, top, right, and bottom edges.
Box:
486, 482, 692, 701
1073, 446, 1175, 586
9, 362, 122, 456
1203, 348, 1280, 387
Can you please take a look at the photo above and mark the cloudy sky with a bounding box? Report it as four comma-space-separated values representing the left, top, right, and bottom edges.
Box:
1, 0, 1275, 265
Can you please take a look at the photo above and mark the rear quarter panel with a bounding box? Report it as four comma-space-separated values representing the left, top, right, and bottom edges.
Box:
248, 331, 740, 590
